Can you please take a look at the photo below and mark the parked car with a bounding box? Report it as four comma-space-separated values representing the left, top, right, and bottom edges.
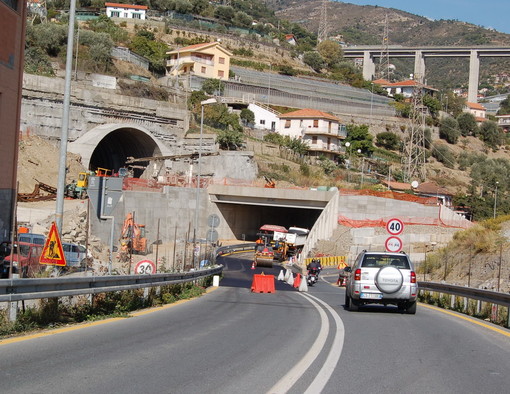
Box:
344, 250, 418, 314
1, 242, 44, 278
17, 233, 45, 246
62, 243, 90, 269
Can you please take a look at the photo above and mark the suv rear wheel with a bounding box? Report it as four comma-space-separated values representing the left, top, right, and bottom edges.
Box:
406, 301, 417, 314
345, 294, 359, 311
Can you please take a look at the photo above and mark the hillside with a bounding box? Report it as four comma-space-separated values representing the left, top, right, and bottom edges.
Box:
269, 0, 510, 88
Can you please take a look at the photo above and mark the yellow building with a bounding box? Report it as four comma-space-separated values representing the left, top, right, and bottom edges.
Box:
166, 42, 232, 81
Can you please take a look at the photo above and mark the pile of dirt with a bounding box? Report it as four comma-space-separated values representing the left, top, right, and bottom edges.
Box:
17, 135, 86, 194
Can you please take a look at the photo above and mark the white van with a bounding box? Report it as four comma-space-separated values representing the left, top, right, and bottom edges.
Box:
62, 243, 89, 268
18, 233, 45, 246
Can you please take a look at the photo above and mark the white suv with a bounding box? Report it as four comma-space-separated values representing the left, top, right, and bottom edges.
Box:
344, 251, 418, 314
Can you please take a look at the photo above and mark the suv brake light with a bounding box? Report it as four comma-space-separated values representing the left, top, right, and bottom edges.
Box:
354, 268, 361, 281
410, 271, 416, 284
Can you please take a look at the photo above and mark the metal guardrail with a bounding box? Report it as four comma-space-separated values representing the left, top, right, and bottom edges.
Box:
0, 266, 223, 303
216, 243, 255, 256
418, 281, 510, 307
418, 281, 510, 327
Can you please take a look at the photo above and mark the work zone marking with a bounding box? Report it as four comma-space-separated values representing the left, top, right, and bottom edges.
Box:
420, 303, 510, 338
267, 293, 345, 394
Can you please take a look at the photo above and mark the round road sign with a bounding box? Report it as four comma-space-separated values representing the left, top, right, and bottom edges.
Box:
134, 259, 156, 275
207, 214, 220, 228
385, 236, 403, 253
386, 218, 404, 236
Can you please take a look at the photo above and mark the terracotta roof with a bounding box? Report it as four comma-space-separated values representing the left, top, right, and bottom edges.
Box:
381, 180, 412, 191
278, 108, 341, 122
466, 102, 486, 110
372, 78, 390, 85
414, 182, 452, 196
383, 79, 438, 91
166, 42, 232, 56
475, 116, 486, 123
105, 3, 148, 10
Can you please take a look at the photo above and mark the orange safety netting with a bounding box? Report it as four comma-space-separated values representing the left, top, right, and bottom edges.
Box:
339, 189, 438, 205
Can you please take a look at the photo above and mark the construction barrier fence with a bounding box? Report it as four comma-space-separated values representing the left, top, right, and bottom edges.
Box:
305, 256, 347, 268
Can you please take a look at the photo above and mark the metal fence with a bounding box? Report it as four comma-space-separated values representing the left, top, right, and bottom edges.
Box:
112, 47, 150, 70
418, 281, 510, 328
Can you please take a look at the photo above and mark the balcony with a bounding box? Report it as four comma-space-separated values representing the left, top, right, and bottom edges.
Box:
302, 124, 347, 138
166, 56, 214, 67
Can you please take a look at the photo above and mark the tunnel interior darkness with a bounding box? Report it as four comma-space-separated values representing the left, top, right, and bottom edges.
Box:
216, 203, 323, 241
89, 128, 160, 177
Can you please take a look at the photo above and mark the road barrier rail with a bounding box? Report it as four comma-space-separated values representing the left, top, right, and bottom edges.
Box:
418, 281, 510, 328
0, 266, 223, 303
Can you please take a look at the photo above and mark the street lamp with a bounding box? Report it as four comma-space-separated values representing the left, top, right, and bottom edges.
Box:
194, 98, 217, 243
494, 181, 499, 219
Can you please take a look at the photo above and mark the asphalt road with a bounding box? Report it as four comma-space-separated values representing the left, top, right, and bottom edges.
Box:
0, 255, 509, 394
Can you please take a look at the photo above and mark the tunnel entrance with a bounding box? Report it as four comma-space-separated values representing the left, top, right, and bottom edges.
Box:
215, 202, 323, 241
88, 127, 161, 177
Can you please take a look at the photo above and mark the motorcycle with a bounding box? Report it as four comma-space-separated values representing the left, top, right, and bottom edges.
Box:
307, 269, 319, 286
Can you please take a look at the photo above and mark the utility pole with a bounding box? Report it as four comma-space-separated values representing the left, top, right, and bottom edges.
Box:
402, 74, 426, 182
317, 0, 329, 43
377, 13, 391, 81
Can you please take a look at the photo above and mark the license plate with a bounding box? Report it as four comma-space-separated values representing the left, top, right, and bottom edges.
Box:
360, 293, 383, 300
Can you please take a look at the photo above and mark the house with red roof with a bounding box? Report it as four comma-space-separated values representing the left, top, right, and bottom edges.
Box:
379, 79, 438, 99
277, 108, 347, 159
105, 3, 147, 20
166, 42, 232, 81
464, 102, 487, 124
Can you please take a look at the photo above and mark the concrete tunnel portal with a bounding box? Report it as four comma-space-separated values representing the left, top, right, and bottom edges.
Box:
69, 124, 171, 177
89, 128, 160, 177
208, 186, 334, 241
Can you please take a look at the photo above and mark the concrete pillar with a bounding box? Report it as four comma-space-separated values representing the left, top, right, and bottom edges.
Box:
468, 50, 480, 103
8, 301, 18, 322
362, 51, 376, 81
413, 50, 425, 83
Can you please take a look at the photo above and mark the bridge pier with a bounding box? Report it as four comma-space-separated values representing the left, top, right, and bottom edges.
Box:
468, 50, 480, 103
413, 50, 426, 83
362, 51, 376, 81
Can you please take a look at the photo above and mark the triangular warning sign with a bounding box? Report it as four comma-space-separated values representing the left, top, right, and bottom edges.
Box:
40, 222, 67, 266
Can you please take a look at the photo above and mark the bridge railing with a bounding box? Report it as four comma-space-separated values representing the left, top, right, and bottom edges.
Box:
418, 281, 510, 328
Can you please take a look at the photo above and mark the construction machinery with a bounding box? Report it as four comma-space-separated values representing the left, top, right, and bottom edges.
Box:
65, 168, 121, 199
254, 224, 288, 267
119, 213, 149, 260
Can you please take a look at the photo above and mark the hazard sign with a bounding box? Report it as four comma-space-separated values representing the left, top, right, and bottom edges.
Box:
40, 222, 67, 266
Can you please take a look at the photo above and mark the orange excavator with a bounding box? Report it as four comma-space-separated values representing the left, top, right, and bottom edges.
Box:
119, 213, 148, 256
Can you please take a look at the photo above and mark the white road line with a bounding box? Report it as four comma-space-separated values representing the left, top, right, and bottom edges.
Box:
267, 294, 330, 394
303, 294, 345, 394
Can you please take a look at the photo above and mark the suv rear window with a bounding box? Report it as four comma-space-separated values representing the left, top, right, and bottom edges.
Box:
361, 255, 410, 269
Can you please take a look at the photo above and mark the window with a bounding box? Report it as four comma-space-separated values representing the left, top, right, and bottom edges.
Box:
285, 119, 291, 128
328, 121, 332, 132
218, 70, 224, 78
201, 66, 206, 74
123, 12, 128, 18
1, 0, 18, 10
111, 11, 120, 17
313, 119, 319, 127
260, 120, 266, 125
132, 13, 141, 19
312, 136, 318, 144
219, 57, 225, 64
300, 120, 304, 127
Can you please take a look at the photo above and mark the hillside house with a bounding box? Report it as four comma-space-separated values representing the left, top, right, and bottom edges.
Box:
496, 114, 510, 132
277, 109, 347, 160
105, 3, 147, 20
464, 102, 487, 124
166, 42, 232, 81
381, 79, 438, 99
414, 182, 453, 207
285, 34, 297, 46
248, 103, 279, 131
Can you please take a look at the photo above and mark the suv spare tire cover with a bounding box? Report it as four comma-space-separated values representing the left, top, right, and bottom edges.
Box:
375, 266, 403, 294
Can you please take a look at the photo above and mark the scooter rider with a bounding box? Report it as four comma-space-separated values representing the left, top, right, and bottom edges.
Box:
307, 258, 322, 277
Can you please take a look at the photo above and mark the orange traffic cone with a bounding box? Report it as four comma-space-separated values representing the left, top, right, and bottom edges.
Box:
251, 261, 256, 269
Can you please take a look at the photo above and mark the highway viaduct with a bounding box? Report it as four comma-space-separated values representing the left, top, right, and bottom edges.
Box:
343, 46, 510, 103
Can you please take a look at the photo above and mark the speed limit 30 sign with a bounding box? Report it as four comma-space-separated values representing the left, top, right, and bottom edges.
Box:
134, 260, 156, 275
386, 218, 404, 236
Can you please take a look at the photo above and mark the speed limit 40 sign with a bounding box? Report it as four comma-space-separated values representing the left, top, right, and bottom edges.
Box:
386, 218, 404, 236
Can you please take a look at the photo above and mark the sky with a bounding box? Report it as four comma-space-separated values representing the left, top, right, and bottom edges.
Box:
339, 1, 510, 34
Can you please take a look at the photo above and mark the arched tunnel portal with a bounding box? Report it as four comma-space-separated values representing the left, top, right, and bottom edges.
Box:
69, 124, 171, 177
